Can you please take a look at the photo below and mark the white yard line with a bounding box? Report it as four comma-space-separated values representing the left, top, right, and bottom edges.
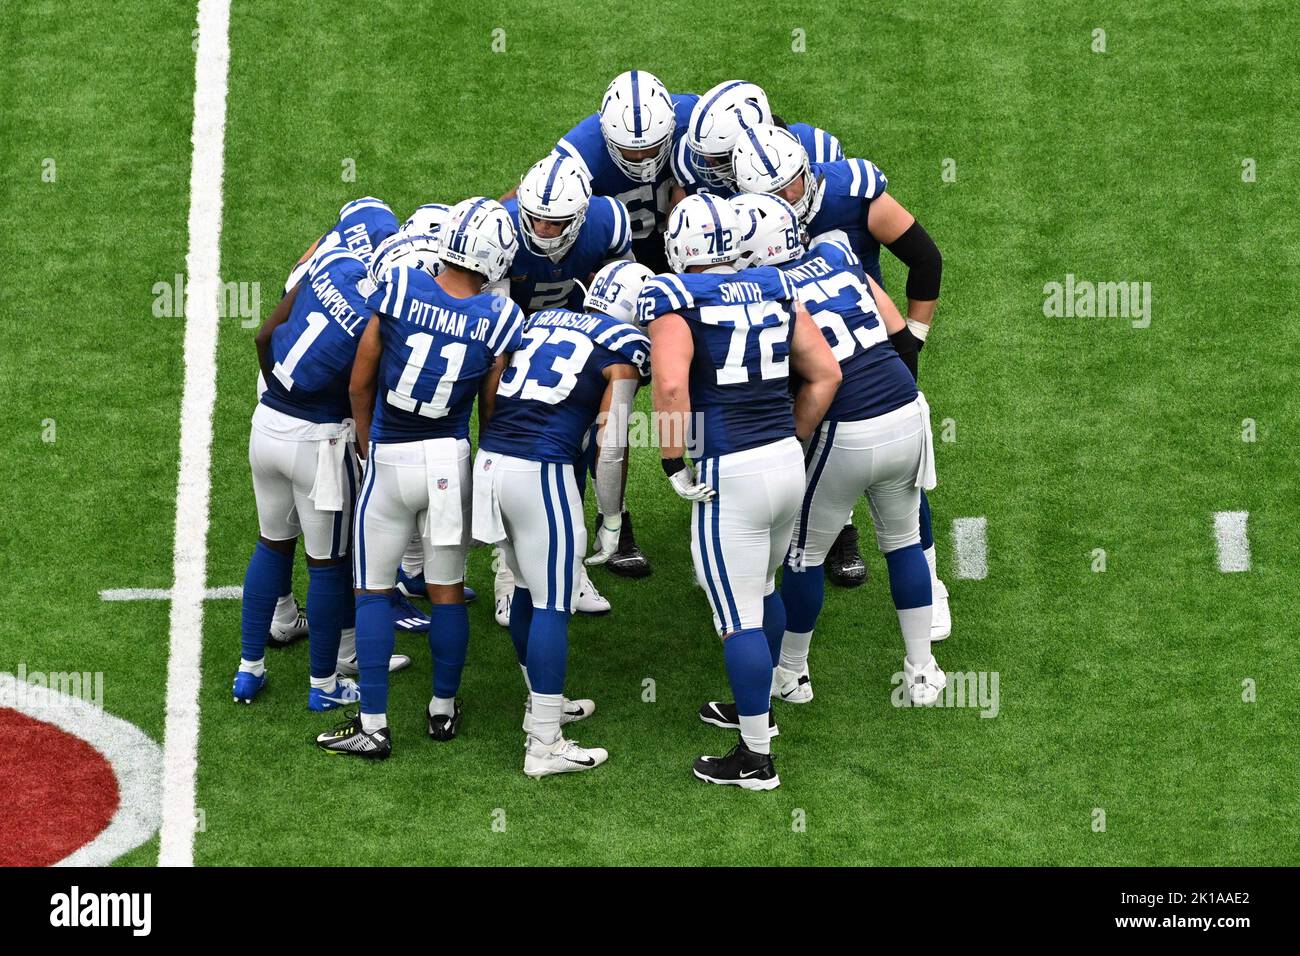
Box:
951, 517, 988, 580
158, 0, 231, 868
1213, 511, 1251, 573
101, 586, 242, 602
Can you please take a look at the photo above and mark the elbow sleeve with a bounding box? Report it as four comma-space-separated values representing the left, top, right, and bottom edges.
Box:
885, 220, 942, 302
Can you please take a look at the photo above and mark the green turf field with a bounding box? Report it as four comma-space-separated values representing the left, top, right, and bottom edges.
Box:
3, 0, 1298, 866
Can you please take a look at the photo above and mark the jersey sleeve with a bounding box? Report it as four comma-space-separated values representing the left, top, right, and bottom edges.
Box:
552, 113, 602, 181
636, 274, 695, 324
601, 197, 633, 258
819, 128, 844, 163
808, 231, 862, 270
670, 132, 699, 190
845, 158, 887, 199
594, 320, 651, 377
488, 299, 527, 356
365, 265, 407, 319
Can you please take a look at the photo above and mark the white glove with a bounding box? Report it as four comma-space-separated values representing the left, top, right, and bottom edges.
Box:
667, 462, 715, 502
585, 515, 622, 566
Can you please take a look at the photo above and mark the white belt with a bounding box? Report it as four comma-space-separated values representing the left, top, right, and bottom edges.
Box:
914, 391, 937, 491
307, 421, 356, 512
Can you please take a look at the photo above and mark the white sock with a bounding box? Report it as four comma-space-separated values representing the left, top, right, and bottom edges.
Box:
923, 545, 939, 584
310, 674, 336, 691
739, 714, 770, 755
272, 594, 297, 626
778, 629, 814, 673
361, 711, 386, 733
899, 606, 933, 666
428, 696, 455, 718
239, 657, 265, 677
519, 663, 532, 693
529, 692, 563, 745
336, 626, 356, 663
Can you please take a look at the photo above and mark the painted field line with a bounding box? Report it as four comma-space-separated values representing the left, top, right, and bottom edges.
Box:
101, 586, 241, 602
1213, 510, 1251, 572
952, 517, 988, 580
159, 0, 231, 868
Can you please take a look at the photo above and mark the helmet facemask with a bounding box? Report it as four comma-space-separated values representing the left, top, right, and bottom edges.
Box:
520, 206, 587, 262
605, 134, 671, 183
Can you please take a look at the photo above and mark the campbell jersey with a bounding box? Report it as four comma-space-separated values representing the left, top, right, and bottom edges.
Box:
284, 197, 399, 294
552, 93, 698, 241
364, 268, 526, 443
806, 158, 889, 285
481, 309, 649, 463
673, 122, 844, 199
503, 196, 632, 314
638, 268, 798, 459
782, 238, 915, 422
260, 250, 375, 424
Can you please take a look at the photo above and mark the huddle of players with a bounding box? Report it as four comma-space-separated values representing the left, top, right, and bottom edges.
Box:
234, 71, 947, 789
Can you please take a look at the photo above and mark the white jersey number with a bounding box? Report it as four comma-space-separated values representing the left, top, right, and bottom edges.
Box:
498, 326, 594, 405
387, 333, 467, 419
797, 271, 886, 360
704, 301, 790, 386
271, 311, 328, 391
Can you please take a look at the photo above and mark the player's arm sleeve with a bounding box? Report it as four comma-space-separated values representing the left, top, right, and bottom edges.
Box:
885, 219, 943, 306
593, 367, 639, 520
488, 300, 528, 356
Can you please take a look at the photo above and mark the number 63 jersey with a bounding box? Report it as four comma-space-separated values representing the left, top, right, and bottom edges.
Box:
364, 267, 526, 443
637, 267, 799, 459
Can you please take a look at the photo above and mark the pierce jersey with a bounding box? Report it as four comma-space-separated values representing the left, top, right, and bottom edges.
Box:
481, 309, 649, 464
284, 197, 399, 295
638, 268, 798, 459
782, 238, 915, 423
553, 93, 698, 242
672, 122, 844, 199
364, 268, 526, 443
503, 195, 632, 314
260, 250, 376, 424
805, 158, 889, 286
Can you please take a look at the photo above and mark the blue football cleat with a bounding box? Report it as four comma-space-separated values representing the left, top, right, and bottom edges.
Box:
464, 585, 477, 604
392, 593, 431, 633
232, 670, 266, 704
308, 676, 362, 712
396, 569, 477, 604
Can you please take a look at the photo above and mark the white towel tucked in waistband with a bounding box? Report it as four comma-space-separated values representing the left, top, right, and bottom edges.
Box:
470, 453, 506, 545
914, 391, 938, 491
422, 438, 465, 546
307, 421, 355, 512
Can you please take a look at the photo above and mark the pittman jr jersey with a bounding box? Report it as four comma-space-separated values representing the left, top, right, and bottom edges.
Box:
638, 267, 798, 459
481, 309, 649, 464
364, 268, 526, 443
806, 158, 889, 285
503, 195, 632, 314
284, 197, 399, 294
780, 237, 916, 422
673, 122, 844, 199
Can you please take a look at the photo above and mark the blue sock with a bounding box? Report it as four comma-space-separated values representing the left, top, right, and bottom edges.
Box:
884, 543, 932, 609
428, 603, 469, 700
306, 563, 351, 680
240, 541, 293, 662
354, 593, 394, 716
508, 586, 533, 666
919, 490, 934, 551
762, 591, 786, 667
525, 607, 570, 695
723, 628, 772, 717
781, 562, 825, 634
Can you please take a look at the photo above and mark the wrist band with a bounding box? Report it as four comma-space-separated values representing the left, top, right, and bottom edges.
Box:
661, 457, 686, 477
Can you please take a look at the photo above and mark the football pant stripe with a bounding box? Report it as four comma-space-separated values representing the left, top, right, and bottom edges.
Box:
695, 458, 728, 633
796, 421, 837, 557
706, 457, 741, 633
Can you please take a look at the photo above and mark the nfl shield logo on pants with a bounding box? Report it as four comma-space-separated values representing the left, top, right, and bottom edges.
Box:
437, 478, 448, 490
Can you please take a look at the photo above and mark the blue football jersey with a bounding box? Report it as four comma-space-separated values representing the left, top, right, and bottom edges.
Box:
806, 158, 889, 285
672, 122, 844, 199
553, 93, 698, 242
284, 197, 399, 294
364, 268, 526, 443
504, 195, 632, 314
481, 309, 649, 463
261, 249, 375, 424
781, 238, 916, 422
638, 268, 798, 458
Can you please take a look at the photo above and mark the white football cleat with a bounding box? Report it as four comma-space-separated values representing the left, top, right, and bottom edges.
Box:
524, 694, 595, 729
524, 734, 608, 778
575, 568, 611, 615
904, 656, 947, 705
336, 652, 411, 676
930, 578, 951, 641
772, 664, 813, 704
493, 548, 514, 628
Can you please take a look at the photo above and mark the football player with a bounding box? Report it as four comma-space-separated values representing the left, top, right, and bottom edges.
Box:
730, 193, 946, 707
316, 199, 526, 759
732, 124, 950, 635
472, 259, 655, 777
639, 194, 841, 790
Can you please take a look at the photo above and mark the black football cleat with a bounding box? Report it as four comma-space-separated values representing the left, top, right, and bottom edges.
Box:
693, 740, 780, 791
697, 701, 778, 737
426, 700, 462, 742
603, 511, 652, 578
826, 523, 867, 588
315, 711, 391, 759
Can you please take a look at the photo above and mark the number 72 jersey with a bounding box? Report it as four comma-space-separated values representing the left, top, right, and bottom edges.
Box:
364, 267, 526, 443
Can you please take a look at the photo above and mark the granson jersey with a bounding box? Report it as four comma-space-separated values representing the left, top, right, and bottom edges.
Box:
638, 267, 798, 459
553, 93, 698, 241
780, 237, 915, 422
672, 121, 844, 200
805, 158, 889, 286
503, 195, 632, 314
284, 197, 399, 294
260, 248, 375, 424
480, 308, 649, 463
364, 268, 526, 443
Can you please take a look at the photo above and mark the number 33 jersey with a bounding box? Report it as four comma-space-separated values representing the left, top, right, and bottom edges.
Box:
480, 309, 650, 464
637, 267, 799, 459
364, 267, 526, 443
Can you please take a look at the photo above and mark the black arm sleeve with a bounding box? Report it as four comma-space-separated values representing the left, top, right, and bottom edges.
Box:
889, 326, 920, 381
885, 220, 942, 302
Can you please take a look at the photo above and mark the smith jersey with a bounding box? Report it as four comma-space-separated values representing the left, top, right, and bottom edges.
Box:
503, 195, 632, 314
481, 309, 649, 464
638, 268, 798, 459
673, 121, 844, 199
284, 197, 399, 295
364, 268, 526, 443
260, 249, 375, 424
553, 93, 698, 241
806, 158, 889, 285
781, 238, 915, 422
